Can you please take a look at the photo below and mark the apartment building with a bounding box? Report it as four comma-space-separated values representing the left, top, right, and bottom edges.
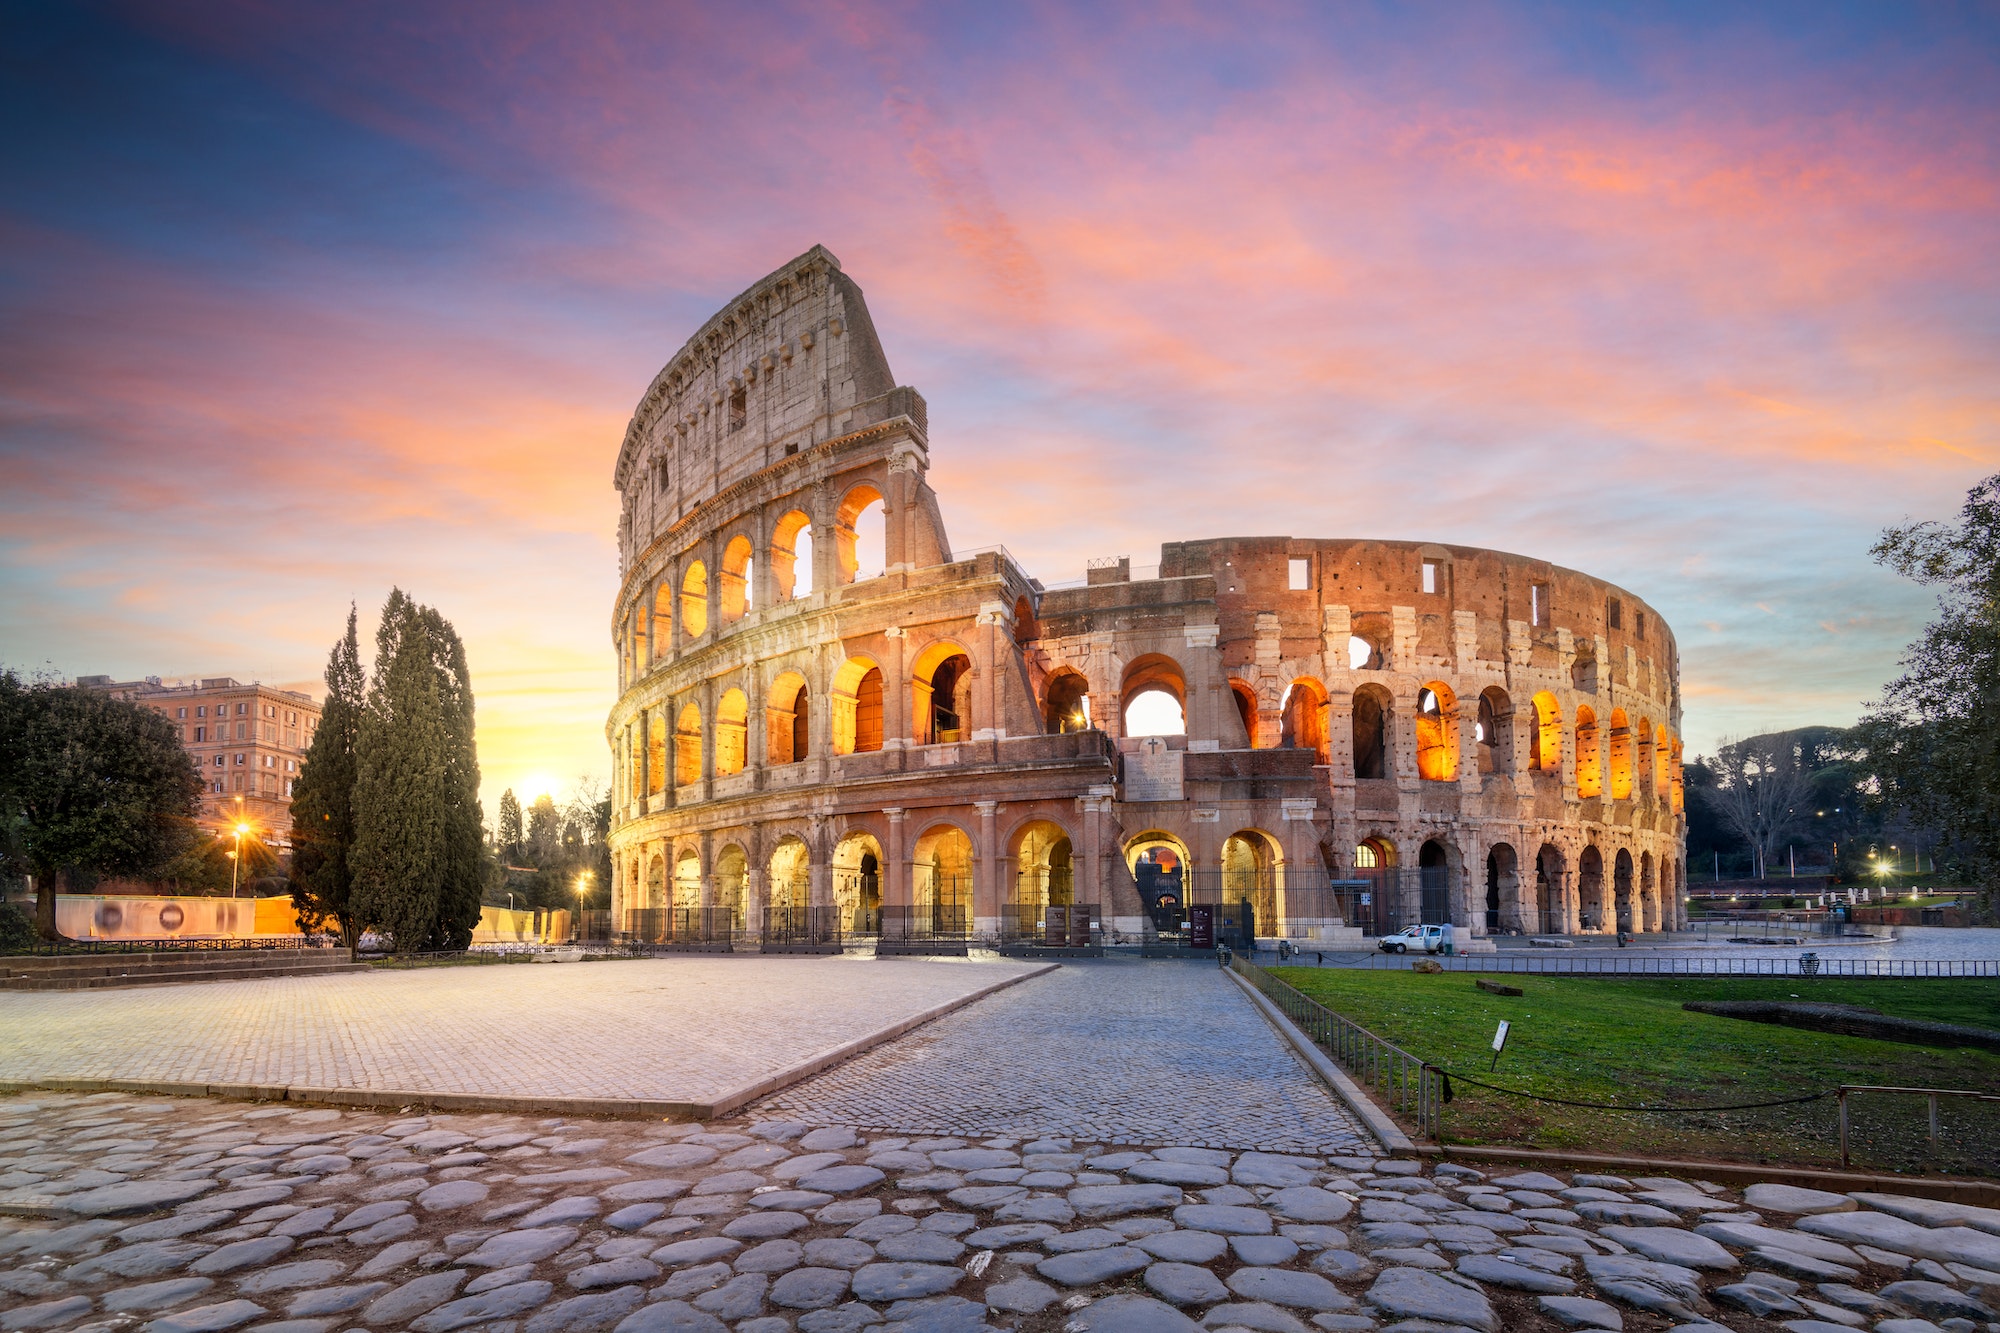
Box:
77, 675, 322, 848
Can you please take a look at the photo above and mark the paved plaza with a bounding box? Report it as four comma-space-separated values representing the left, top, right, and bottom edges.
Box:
756, 959, 1372, 1155
0, 956, 1045, 1109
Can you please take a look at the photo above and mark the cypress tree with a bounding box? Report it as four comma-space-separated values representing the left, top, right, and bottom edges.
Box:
497, 789, 523, 862
349, 590, 484, 953
290, 607, 365, 950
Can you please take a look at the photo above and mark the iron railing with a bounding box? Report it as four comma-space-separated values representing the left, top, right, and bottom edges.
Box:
1331, 953, 2000, 978
1, 934, 335, 956
1230, 953, 1443, 1138
1838, 1086, 2000, 1167
880, 903, 972, 945
624, 907, 738, 947
998, 901, 1098, 949
763, 905, 843, 948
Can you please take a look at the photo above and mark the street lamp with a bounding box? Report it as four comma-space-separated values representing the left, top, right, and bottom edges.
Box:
574, 871, 592, 941
230, 822, 250, 898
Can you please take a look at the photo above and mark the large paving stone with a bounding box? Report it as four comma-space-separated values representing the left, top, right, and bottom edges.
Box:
1455, 1253, 1575, 1293
612, 1300, 728, 1333
411, 1280, 556, 1332
1231, 1153, 1318, 1188
736, 1239, 806, 1272
1572, 1201, 1681, 1225
1066, 1294, 1203, 1331
850, 1263, 963, 1301
1195, 1302, 1310, 1332
1229, 1235, 1300, 1266
1696, 1221, 1863, 1265
1042, 1227, 1125, 1254
928, 1149, 1017, 1170
625, 1145, 719, 1170
1145, 1262, 1229, 1306
331, 1200, 410, 1233
804, 1238, 877, 1270
1580, 1254, 1706, 1322
1068, 1184, 1181, 1220
603, 1178, 692, 1202
1714, 1280, 1805, 1317
235, 1259, 349, 1294
460, 1225, 580, 1267
190, 1236, 293, 1274
1598, 1225, 1738, 1270
692, 1273, 769, 1321
1174, 1203, 1272, 1235
1127, 1160, 1230, 1187
363, 1271, 469, 1324
1852, 1192, 2000, 1236
1799, 1212, 2000, 1269
726, 1209, 809, 1238
1225, 1267, 1354, 1311
1879, 1278, 1997, 1321
992, 1196, 1074, 1225
419, 1180, 490, 1212
798, 1165, 886, 1195
1365, 1267, 1496, 1331
59, 1180, 217, 1216
1134, 1229, 1230, 1263
568, 1257, 661, 1289
284, 1283, 390, 1317
103, 1277, 218, 1312
141, 1300, 265, 1333
1743, 1184, 1855, 1215
769, 1267, 851, 1310
1, 1299, 93, 1332
522, 1196, 603, 1227
1537, 1295, 1624, 1329
772, 1152, 846, 1181
524, 1286, 647, 1333
64, 1239, 216, 1280
983, 1275, 1060, 1314
1035, 1245, 1149, 1287
1747, 1246, 1858, 1281
1265, 1187, 1352, 1223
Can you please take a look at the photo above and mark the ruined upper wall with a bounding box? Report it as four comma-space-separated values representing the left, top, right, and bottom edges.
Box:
614, 246, 925, 564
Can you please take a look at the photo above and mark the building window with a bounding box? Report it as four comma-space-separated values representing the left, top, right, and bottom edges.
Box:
237, 703, 247, 715
1635, 611, 1647, 637
213, 755, 224, 767
1607, 598, 1622, 630
1531, 583, 1549, 627
728, 384, 747, 431
176, 707, 186, 718
1421, 561, 1439, 595
194, 726, 205, 742
234, 753, 245, 766
1288, 558, 1310, 591
233, 774, 243, 792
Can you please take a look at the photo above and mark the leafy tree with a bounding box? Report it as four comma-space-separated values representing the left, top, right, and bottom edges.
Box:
1854, 473, 2000, 919
496, 789, 523, 862
161, 832, 279, 896
348, 590, 484, 952
1696, 734, 1816, 881
526, 794, 561, 868
290, 608, 366, 949
0, 669, 202, 939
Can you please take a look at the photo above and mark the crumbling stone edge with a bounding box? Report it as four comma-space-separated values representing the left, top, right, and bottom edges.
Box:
1223, 964, 1416, 1155
0, 959, 1061, 1122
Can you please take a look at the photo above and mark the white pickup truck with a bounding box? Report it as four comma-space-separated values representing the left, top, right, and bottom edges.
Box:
1376, 924, 1448, 955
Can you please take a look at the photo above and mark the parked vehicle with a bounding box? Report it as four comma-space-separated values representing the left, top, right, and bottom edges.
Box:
1377, 924, 1446, 955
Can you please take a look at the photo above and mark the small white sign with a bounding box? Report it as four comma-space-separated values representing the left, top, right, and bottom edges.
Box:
1491, 1019, 1511, 1053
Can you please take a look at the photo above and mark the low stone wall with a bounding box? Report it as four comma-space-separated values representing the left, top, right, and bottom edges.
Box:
1683, 999, 2000, 1054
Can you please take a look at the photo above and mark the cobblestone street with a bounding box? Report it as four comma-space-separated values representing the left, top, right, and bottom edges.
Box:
755, 959, 1372, 1155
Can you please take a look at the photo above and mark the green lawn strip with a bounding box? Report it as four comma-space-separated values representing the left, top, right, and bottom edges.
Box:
1270, 967, 2000, 1169
1601, 975, 2000, 1030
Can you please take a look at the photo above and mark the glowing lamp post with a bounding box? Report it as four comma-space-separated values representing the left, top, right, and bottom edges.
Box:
230, 822, 250, 898
574, 871, 592, 941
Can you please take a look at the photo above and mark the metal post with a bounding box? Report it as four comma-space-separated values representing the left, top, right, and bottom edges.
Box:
1929, 1093, 1940, 1146
1838, 1088, 1850, 1168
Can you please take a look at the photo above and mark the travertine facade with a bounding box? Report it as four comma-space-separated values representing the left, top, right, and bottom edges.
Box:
606, 247, 1685, 942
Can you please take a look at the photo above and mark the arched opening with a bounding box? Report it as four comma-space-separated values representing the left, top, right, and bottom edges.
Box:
1415, 683, 1459, 782
645, 853, 666, 910
1044, 670, 1092, 734
1608, 707, 1633, 800
768, 838, 810, 914
1529, 691, 1563, 771
1578, 845, 1606, 932
1636, 716, 1656, 801
1418, 840, 1452, 925
1352, 836, 1395, 935
1477, 687, 1511, 775
1348, 633, 1383, 670
1013, 594, 1039, 643
1222, 829, 1280, 938
1614, 848, 1635, 932
766, 671, 810, 765
913, 824, 973, 928
680, 561, 708, 641
1352, 685, 1391, 779
629, 603, 647, 677
1639, 850, 1657, 932
1654, 724, 1672, 801
673, 848, 702, 911
714, 688, 748, 776
651, 581, 673, 666
832, 830, 883, 934
830, 657, 884, 755
720, 534, 754, 623
1229, 680, 1259, 748
1126, 831, 1190, 929
836, 483, 886, 584
1535, 843, 1565, 934
1575, 705, 1602, 799
1486, 843, 1519, 933
1671, 738, 1685, 812
674, 703, 702, 787
647, 713, 667, 796
1121, 654, 1187, 737
1281, 678, 1331, 763
713, 845, 746, 925
912, 641, 973, 745
1012, 821, 1074, 910
771, 510, 813, 601
1572, 648, 1598, 692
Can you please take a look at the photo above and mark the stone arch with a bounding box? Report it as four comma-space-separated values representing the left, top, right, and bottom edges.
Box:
1228, 679, 1260, 748
912, 638, 974, 745
835, 482, 886, 584
647, 713, 668, 796
1640, 849, 1658, 932
645, 852, 666, 909
1418, 838, 1453, 924
1535, 842, 1566, 933
650, 580, 673, 666
713, 844, 747, 923
771, 509, 813, 600
1013, 594, 1039, 643
1485, 842, 1520, 933
1575, 705, 1602, 799
768, 837, 811, 913
680, 561, 708, 641
714, 688, 749, 776
1352, 684, 1393, 780
833, 829, 883, 933
766, 670, 810, 765
673, 847, 702, 911
1348, 631, 1385, 670
831, 655, 884, 755
1614, 847, 1637, 932
1125, 830, 1191, 914
1530, 691, 1563, 772
1608, 707, 1633, 800
1478, 687, 1512, 775
1578, 844, 1607, 932
1415, 682, 1460, 782
1222, 828, 1282, 936
1654, 723, 1672, 797
1636, 716, 1656, 801
1121, 654, 1187, 736
1044, 669, 1092, 734
1281, 678, 1331, 763
719, 534, 754, 623
912, 822, 974, 921
1011, 820, 1074, 910
674, 703, 702, 787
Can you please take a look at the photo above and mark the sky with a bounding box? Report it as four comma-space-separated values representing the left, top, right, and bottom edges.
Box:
3, 1, 1998, 816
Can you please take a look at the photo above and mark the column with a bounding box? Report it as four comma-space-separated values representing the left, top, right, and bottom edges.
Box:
885, 627, 909, 750
884, 807, 910, 908
975, 800, 999, 940
748, 675, 768, 773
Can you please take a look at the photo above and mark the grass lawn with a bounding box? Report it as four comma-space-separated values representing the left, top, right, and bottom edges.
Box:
1271, 967, 2000, 1175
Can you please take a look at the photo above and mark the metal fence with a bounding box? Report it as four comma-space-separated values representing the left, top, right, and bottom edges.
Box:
0, 934, 335, 956
624, 907, 737, 948
1139, 878, 1256, 953
1230, 953, 1443, 1138
1332, 953, 2000, 978
879, 903, 972, 954
761, 905, 842, 952
998, 901, 1099, 950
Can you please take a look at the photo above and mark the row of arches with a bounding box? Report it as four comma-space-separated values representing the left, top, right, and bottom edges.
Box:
622, 484, 888, 681
1345, 832, 1680, 934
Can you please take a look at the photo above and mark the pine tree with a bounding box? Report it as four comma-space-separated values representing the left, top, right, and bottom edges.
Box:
496, 789, 523, 862
289, 607, 365, 949
349, 590, 485, 953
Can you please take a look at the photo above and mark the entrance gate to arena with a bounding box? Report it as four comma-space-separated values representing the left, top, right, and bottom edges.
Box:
879, 878, 972, 956
623, 907, 737, 953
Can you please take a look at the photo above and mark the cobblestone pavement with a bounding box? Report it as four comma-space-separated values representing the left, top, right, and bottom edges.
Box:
4, 1091, 1999, 1333
0, 956, 1044, 1105
755, 959, 1372, 1154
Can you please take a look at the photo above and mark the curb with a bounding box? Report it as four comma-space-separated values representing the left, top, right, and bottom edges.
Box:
0, 960, 1060, 1122
1223, 965, 1414, 1155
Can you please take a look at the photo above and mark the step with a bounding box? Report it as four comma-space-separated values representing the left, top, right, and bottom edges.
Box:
0, 950, 343, 979
0, 961, 373, 991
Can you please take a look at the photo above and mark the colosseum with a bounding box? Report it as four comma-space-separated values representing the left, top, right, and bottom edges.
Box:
605, 246, 1686, 953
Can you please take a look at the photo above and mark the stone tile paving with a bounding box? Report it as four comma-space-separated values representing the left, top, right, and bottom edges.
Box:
4, 1091, 2000, 1333
754, 959, 1374, 1154
0, 956, 1044, 1104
